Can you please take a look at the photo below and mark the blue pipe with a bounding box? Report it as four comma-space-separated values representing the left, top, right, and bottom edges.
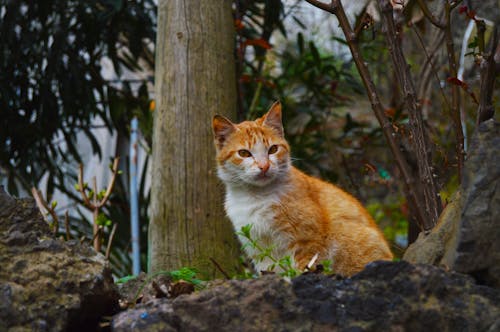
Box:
130, 117, 141, 275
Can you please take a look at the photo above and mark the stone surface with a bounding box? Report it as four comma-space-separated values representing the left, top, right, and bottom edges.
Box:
452, 120, 500, 287
112, 261, 500, 332
0, 187, 119, 331
404, 120, 500, 288
403, 191, 462, 265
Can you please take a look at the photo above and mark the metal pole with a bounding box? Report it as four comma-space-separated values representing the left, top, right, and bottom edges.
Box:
130, 117, 141, 275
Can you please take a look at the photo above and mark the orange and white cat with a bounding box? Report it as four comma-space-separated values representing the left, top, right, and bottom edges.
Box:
212, 101, 393, 276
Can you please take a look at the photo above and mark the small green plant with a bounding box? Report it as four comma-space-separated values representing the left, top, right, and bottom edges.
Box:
115, 274, 138, 285
76, 157, 120, 253
320, 260, 334, 274
236, 225, 302, 278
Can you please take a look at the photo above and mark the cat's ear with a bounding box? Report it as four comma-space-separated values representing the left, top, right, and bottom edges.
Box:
212, 115, 236, 149
262, 101, 284, 137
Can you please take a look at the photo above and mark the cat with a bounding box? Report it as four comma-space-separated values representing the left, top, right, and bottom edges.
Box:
212, 101, 393, 276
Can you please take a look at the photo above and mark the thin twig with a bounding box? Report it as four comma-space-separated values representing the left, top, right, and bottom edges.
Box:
77, 164, 92, 208
209, 257, 231, 280
31, 187, 50, 223
378, 0, 442, 229
304, 0, 429, 231
477, 25, 498, 124
444, 1, 465, 180
91, 225, 103, 244
64, 211, 71, 240
412, 25, 450, 112
105, 223, 118, 259
415, 0, 445, 28
77, 157, 120, 252
31, 187, 59, 234
97, 157, 120, 208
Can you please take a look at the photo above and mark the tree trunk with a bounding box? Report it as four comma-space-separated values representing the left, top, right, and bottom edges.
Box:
149, 0, 241, 278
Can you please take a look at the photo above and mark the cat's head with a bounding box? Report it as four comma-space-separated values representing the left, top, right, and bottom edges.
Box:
212, 101, 291, 187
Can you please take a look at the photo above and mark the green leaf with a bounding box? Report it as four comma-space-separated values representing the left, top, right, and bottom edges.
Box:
115, 275, 138, 284
96, 213, 109, 226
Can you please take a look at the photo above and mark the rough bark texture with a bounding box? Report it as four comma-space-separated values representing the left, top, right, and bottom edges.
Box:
112, 261, 500, 331
149, 0, 241, 278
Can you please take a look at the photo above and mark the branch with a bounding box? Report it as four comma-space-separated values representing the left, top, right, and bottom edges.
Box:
413, 26, 449, 112
64, 211, 71, 240
444, 1, 465, 180
105, 223, 118, 259
31, 187, 51, 223
415, 0, 445, 29
31, 187, 59, 234
77, 164, 93, 208
477, 25, 498, 124
304, 0, 430, 230
304, 0, 334, 13
378, 0, 442, 229
97, 157, 120, 208
210, 257, 231, 280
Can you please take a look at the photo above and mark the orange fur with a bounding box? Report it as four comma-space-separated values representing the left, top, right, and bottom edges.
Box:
212, 101, 393, 276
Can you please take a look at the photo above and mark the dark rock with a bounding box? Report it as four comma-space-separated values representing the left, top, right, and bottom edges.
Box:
0, 187, 119, 331
112, 261, 500, 332
453, 120, 500, 287
404, 120, 500, 288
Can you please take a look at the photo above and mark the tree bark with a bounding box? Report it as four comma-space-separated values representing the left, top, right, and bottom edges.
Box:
149, 0, 241, 278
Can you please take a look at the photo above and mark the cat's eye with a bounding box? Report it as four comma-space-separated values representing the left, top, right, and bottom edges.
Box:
238, 149, 252, 158
268, 145, 278, 154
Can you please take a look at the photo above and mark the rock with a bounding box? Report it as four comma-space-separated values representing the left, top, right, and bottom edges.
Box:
111, 261, 500, 331
0, 187, 119, 331
404, 120, 500, 288
452, 120, 500, 287
403, 191, 462, 265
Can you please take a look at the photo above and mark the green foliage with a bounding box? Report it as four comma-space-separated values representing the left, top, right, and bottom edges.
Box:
236, 225, 300, 278
367, 200, 408, 251
115, 274, 138, 285
96, 213, 112, 227
0, 0, 156, 196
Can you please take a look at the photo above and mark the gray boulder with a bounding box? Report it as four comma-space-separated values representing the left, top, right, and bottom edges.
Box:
0, 187, 119, 331
112, 261, 500, 332
404, 120, 500, 288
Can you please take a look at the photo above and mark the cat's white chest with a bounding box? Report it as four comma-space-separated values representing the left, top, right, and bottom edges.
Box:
225, 188, 277, 238
224, 186, 291, 272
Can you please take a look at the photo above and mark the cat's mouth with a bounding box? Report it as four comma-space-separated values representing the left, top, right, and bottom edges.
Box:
255, 172, 272, 182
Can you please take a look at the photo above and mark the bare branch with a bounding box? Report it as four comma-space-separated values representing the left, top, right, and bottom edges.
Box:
92, 177, 100, 252
304, 0, 334, 13
415, 0, 445, 29
97, 157, 120, 208
77, 164, 93, 208
64, 211, 71, 240
477, 25, 498, 124
210, 257, 231, 280
304, 0, 431, 230
444, 1, 465, 180
31, 187, 50, 223
31, 187, 59, 234
105, 223, 118, 259
378, 0, 443, 229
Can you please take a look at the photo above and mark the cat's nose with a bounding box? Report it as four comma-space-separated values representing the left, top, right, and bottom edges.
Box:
257, 160, 270, 174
